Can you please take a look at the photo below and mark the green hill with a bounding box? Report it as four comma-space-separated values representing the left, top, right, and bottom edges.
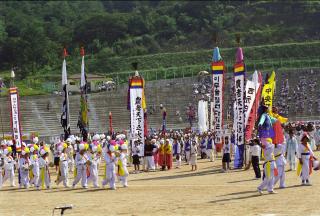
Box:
0, 1, 319, 94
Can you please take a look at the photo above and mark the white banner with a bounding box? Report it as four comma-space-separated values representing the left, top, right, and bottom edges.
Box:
130, 88, 144, 156
234, 71, 245, 145
9, 88, 22, 151
244, 80, 259, 126
198, 100, 208, 133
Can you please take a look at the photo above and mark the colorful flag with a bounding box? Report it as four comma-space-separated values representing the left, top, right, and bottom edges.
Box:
233, 47, 245, 169
261, 71, 276, 108
77, 47, 89, 141
61, 48, 70, 140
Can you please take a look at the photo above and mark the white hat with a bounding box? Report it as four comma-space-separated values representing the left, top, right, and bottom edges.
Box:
40, 148, 47, 156
109, 145, 115, 152
33, 137, 39, 144
78, 144, 85, 151
160, 139, 164, 144
151, 139, 156, 144
100, 134, 106, 140
93, 134, 100, 141
121, 144, 128, 150
22, 142, 26, 147
30, 146, 35, 153
6, 140, 13, 146
106, 136, 111, 141
1, 140, 6, 146
66, 138, 72, 143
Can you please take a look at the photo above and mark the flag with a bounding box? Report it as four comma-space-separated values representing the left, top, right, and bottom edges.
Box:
211, 47, 225, 144
261, 70, 276, 108
77, 47, 89, 141
9, 87, 22, 152
233, 47, 245, 169
61, 48, 70, 140
245, 71, 262, 141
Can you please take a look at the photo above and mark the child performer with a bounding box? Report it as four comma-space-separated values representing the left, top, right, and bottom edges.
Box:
118, 144, 129, 187
39, 147, 51, 189
19, 147, 31, 189
190, 140, 198, 171
87, 145, 100, 188
29, 145, 40, 189
56, 143, 69, 188
273, 143, 286, 188
102, 144, 117, 190
222, 136, 231, 172
72, 143, 89, 189
297, 133, 317, 186
2, 147, 16, 187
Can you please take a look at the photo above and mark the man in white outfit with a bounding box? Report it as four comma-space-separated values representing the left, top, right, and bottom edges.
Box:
72, 143, 88, 189
102, 145, 117, 190
2, 147, 15, 187
286, 130, 298, 171
274, 143, 286, 188
257, 139, 277, 194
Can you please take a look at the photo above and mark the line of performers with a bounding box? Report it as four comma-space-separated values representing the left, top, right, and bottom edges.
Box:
0, 134, 129, 190
256, 105, 319, 195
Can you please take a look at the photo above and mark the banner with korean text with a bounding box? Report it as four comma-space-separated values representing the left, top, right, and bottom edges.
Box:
129, 77, 145, 156
211, 61, 225, 143
9, 87, 23, 151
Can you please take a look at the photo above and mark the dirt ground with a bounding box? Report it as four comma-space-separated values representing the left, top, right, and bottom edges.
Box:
1, 153, 320, 216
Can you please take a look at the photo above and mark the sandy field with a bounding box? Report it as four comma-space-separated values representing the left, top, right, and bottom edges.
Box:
1, 153, 320, 216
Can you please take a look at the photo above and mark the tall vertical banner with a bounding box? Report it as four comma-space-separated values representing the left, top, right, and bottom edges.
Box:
77, 47, 89, 141
211, 59, 225, 144
245, 71, 262, 141
233, 47, 245, 168
61, 48, 70, 140
128, 76, 146, 155
9, 87, 22, 152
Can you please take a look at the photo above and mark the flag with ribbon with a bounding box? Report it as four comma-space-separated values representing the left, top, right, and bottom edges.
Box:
233, 47, 246, 168
77, 47, 89, 141
61, 48, 70, 140
211, 47, 225, 143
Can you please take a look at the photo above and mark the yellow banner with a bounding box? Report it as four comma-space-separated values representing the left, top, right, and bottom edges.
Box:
262, 71, 276, 107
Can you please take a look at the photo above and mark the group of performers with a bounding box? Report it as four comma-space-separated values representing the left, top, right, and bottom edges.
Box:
0, 134, 129, 190
0, 109, 319, 192
256, 105, 319, 195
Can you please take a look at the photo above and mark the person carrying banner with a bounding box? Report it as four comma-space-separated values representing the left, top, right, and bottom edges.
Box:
257, 105, 278, 194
